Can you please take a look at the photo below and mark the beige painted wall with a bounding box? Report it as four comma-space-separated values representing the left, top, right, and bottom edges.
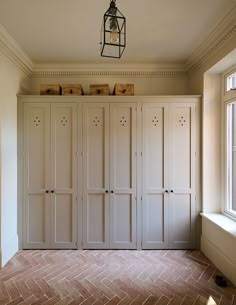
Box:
201, 215, 236, 286
187, 36, 236, 284
0, 146, 1, 264
0, 55, 30, 267
189, 35, 236, 94
188, 70, 204, 95
188, 37, 236, 214
202, 73, 222, 213
31, 75, 188, 96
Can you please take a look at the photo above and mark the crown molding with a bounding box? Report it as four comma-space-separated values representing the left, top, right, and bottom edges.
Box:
32, 63, 187, 78
33, 62, 186, 72
186, 5, 236, 72
32, 71, 187, 78
1, 3, 236, 79
0, 24, 33, 75
0, 26, 187, 78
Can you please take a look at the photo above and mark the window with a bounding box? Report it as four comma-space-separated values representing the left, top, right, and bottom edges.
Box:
226, 102, 236, 217
226, 73, 236, 92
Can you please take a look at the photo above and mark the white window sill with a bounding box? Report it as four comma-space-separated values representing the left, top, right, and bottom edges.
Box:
201, 213, 236, 238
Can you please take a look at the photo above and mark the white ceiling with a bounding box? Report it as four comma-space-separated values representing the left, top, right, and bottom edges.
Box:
0, 0, 235, 64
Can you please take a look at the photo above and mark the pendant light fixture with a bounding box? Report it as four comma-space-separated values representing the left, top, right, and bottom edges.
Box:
100, 0, 126, 58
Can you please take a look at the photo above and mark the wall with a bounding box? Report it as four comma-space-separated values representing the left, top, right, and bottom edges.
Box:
0, 56, 2, 265
0, 55, 30, 267
202, 73, 222, 213
187, 33, 236, 285
188, 35, 236, 214
201, 215, 236, 286
31, 73, 189, 96
188, 29, 236, 95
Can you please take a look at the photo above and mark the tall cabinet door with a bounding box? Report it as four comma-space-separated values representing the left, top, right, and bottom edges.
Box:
169, 103, 196, 249
110, 103, 137, 249
50, 103, 78, 249
23, 103, 51, 249
83, 104, 110, 249
142, 104, 169, 249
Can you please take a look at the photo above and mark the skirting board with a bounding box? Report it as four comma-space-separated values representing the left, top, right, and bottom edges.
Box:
201, 235, 236, 286
1, 234, 19, 267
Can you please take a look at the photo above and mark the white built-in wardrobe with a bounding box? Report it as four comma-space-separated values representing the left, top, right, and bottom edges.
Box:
18, 96, 201, 250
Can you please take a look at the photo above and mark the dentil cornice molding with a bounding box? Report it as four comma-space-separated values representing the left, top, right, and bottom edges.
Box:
186, 5, 236, 72
0, 24, 33, 75
31, 63, 187, 78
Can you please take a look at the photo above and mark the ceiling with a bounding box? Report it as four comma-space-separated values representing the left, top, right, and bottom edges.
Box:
0, 0, 235, 64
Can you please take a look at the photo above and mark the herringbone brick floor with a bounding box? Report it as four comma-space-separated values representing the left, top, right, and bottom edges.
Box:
0, 250, 235, 305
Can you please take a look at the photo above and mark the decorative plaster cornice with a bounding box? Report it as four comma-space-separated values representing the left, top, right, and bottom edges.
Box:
186, 6, 236, 72
30, 4, 236, 77
1, 3, 236, 78
0, 26, 187, 78
32, 62, 186, 72
0, 24, 33, 75
31, 66, 187, 79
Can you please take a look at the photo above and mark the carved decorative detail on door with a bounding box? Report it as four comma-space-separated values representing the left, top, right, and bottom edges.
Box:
33, 116, 41, 127
152, 116, 159, 126
179, 116, 186, 126
120, 116, 127, 127
60, 116, 68, 127
92, 116, 101, 127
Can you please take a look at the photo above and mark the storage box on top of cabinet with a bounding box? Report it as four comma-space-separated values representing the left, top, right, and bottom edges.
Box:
40, 84, 61, 95
62, 84, 84, 96
90, 84, 110, 95
113, 84, 134, 96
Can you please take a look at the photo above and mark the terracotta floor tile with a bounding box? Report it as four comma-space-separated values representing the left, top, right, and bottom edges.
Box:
0, 250, 234, 305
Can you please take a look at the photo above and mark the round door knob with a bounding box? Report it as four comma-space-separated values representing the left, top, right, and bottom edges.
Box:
105, 190, 109, 193
51, 190, 54, 193
111, 190, 114, 193
165, 190, 169, 193
170, 190, 174, 193
45, 190, 49, 193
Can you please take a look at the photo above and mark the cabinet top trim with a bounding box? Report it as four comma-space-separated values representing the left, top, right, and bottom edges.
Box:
18, 95, 201, 103
18, 95, 201, 98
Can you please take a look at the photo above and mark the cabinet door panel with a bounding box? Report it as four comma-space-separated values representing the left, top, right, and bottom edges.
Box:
110, 104, 137, 249
87, 194, 106, 244
112, 107, 132, 189
53, 108, 73, 189
23, 103, 50, 249
142, 104, 169, 249
173, 107, 191, 189
145, 194, 165, 243
83, 104, 109, 249
28, 195, 47, 243
169, 104, 196, 249
87, 107, 106, 189
113, 194, 132, 243
53, 194, 73, 244
171, 194, 192, 244
51, 103, 77, 249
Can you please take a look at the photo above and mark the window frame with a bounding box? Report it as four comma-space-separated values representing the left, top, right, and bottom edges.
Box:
223, 65, 236, 97
223, 67, 236, 220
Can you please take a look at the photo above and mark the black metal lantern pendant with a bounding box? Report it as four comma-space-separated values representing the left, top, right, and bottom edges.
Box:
101, 0, 126, 59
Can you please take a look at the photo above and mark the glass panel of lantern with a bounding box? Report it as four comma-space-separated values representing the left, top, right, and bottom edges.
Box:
100, 2, 126, 58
